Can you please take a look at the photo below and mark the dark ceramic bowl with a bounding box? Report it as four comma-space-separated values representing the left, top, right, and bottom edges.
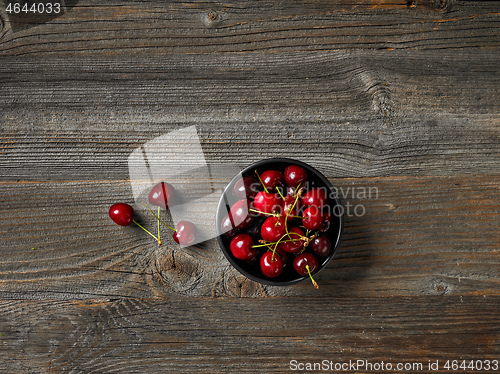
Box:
216, 158, 343, 286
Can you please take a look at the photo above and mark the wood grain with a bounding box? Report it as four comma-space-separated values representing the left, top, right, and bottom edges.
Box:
0, 175, 498, 299
0, 0, 498, 56
0, 296, 498, 373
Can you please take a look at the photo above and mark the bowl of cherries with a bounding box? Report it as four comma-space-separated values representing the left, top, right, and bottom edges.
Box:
216, 158, 343, 288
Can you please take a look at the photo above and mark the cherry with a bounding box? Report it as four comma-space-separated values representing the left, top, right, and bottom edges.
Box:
229, 199, 254, 229
310, 235, 332, 257
293, 252, 319, 289
284, 165, 308, 188
283, 195, 301, 221
172, 220, 197, 246
302, 187, 327, 208
148, 182, 174, 209
253, 191, 283, 215
233, 176, 259, 200
109, 203, 162, 244
109, 203, 134, 226
302, 206, 324, 230
260, 170, 285, 191
220, 214, 237, 237
260, 251, 283, 278
230, 234, 257, 260
278, 227, 305, 253
261, 216, 287, 242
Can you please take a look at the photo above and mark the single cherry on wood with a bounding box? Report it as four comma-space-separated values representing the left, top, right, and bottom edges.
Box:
109, 203, 134, 226
172, 220, 197, 246
148, 182, 174, 209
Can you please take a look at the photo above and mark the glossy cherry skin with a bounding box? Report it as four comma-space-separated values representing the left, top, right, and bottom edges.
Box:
284, 165, 308, 188
302, 187, 328, 208
173, 221, 197, 246
278, 227, 305, 253
260, 251, 283, 278
230, 234, 257, 260
310, 235, 332, 257
233, 176, 259, 200
293, 253, 319, 276
148, 182, 174, 209
302, 206, 324, 230
261, 216, 287, 242
260, 170, 285, 191
253, 191, 283, 215
109, 203, 134, 226
283, 195, 301, 221
220, 214, 237, 237
229, 199, 254, 229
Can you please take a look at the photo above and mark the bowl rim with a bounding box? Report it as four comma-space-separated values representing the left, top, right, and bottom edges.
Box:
216, 157, 343, 286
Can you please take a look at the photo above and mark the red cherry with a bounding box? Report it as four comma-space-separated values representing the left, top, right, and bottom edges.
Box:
302, 187, 328, 208
172, 221, 197, 246
260, 251, 283, 278
261, 216, 287, 242
284, 165, 308, 188
310, 235, 332, 257
253, 191, 283, 215
109, 203, 134, 226
229, 199, 254, 229
243, 216, 265, 238
233, 176, 260, 200
283, 195, 301, 221
293, 253, 319, 276
302, 206, 324, 230
230, 234, 257, 260
148, 182, 174, 209
260, 170, 285, 191
220, 214, 237, 237
278, 227, 305, 253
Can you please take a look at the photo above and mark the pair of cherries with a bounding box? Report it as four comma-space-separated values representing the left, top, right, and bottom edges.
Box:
223, 165, 333, 288
109, 182, 196, 246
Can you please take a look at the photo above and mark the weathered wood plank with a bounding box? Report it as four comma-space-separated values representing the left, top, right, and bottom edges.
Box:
0, 296, 498, 373
0, 175, 498, 299
0, 0, 499, 56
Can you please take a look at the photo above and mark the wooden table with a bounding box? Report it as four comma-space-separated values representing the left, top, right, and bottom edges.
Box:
1, 1, 499, 372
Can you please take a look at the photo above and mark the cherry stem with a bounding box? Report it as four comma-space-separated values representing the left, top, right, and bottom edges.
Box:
142, 202, 176, 232
249, 208, 278, 217
306, 264, 319, 289
132, 219, 161, 245
276, 187, 285, 200
157, 206, 161, 244
254, 170, 269, 194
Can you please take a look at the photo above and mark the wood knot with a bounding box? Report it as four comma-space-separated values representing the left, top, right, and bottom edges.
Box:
154, 247, 202, 294
204, 9, 221, 26
223, 270, 267, 298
